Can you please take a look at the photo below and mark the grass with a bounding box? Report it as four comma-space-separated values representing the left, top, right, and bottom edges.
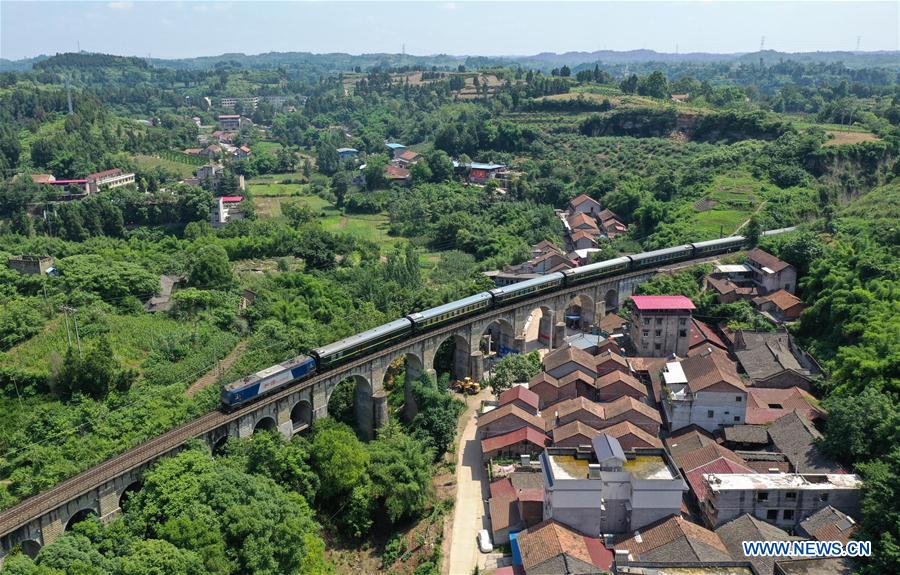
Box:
692, 209, 751, 237
248, 182, 308, 196
320, 212, 405, 247
132, 154, 197, 179
251, 141, 283, 157
691, 170, 765, 236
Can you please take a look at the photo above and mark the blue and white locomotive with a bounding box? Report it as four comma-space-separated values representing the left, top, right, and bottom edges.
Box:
220, 229, 796, 410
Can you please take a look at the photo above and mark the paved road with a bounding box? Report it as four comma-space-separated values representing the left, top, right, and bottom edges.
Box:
445, 389, 492, 575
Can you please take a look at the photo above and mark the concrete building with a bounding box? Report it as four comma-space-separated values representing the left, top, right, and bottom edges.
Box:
218, 114, 242, 131
568, 194, 603, 217
210, 196, 245, 228
540, 435, 687, 536
336, 147, 358, 160
747, 248, 798, 295
629, 295, 695, 357
86, 169, 135, 194
701, 472, 863, 529
385, 142, 407, 159
7, 255, 54, 276
662, 349, 748, 432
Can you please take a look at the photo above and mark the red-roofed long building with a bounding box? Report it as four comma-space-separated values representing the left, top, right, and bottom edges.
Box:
629, 295, 695, 357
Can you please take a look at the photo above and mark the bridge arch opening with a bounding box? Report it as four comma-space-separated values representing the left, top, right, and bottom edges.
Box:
20, 540, 41, 559
521, 305, 555, 352
481, 318, 515, 369
327, 374, 374, 440
253, 416, 277, 434
604, 288, 619, 313
433, 334, 470, 381
119, 481, 142, 511
65, 508, 97, 531
564, 294, 595, 332
290, 400, 313, 434
211, 434, 229, 456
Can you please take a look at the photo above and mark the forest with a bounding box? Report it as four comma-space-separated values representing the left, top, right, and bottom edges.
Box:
0, 48, 898, 574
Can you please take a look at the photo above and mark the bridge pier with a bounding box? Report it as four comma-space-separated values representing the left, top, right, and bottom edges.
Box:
469, 351, 484, 382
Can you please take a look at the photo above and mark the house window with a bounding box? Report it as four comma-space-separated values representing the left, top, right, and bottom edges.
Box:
736, 396, 742, 402
655, 330, 662, 337
757, 492, 769, 502
654, 343, 661, 351
643, 330, 649, 337
785, 491, 797, 500
734, 416, 741, 422
767, 509, 779, 521
783, 509, 795, 521
656, 318, 663, 325
679, 330, 687, 337
707, 410, 715, 418
679, 318, 687, 326
643, 318, 650, 326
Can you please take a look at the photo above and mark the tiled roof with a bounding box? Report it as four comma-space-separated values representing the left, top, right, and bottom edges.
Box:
686, 458, 755, 504
630, 295, 696, 311
680, 349, 746, 393
489, 479, 521, 532
767, 411, 842, 473
673, 443, 746, 473
601, 420, 662, 448
746, 387, 824, 425
602, 395, 662, 423
557, 369, 596, 389
753, 289, 803, 312
747, 248, 792, 273
596, 208, 618, 221
734, 331, 807, 381
567, 212, 600, 229
689, 318, 728, 351
664, 426, 717, 456
385, 164, 410, 179
528, 372, 560, 389
614, 515, 731, 562
594, 349, 629, 370
595, 371, 646, 395
550, 396, 606, 422
480, 426, 550, 454
570, 229, 598, 242
552, 420, 599, 445
542, 345, 596, 374
723, 424, 770, 445
598, 313, 627, 333
498, 385, 541, 410
717, 514, 796, 575
568, 194, 599, 208
477, 404, 548, 432
517, 520, 610, 571
800, 506, 858, 545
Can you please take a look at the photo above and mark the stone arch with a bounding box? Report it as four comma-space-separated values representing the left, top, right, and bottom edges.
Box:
604, 288, 619, 312
118, 481, 142, 511
432, 334, 470, 380
290, 400, 313, 434
326, 374, 375, 440
253, 416, 277, 434
522, 304, 555, 352
565, 293, 596, 331
65, 508, 96, 531
211, 434, 229, 455
20, 539, 41, 559
480, 318, 516, 369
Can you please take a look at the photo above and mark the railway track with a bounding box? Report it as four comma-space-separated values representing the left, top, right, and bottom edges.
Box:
0, 245, 761, 538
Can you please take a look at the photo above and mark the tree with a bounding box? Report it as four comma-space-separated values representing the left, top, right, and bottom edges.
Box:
186, 244, 234, 289
638, 70, 669, 99
744, 216, 762, 247
116, 539, 206, 575
820, 389, 900, 465
315, 142, 339, 176
368, 421, 433, 524
331, 171, 351, 207
54, 336, 136, 400
489, 352, 542, 394
408, 374, 463, 458
425, 150, 454, 183
363, 155, 388, 190
310, 421, 370, 504
620, 74, 639, 94
409, 159, 433, 186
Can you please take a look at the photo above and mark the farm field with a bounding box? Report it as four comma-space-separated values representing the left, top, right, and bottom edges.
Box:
132, 154, 197, 179
691, 171, 764, 236
248, 182, 308, 196
822, 130, 881, 146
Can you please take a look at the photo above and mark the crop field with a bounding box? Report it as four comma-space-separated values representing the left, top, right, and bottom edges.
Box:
248, 182, 308, 196
132, 154, 197, 179
822, 130, 881, 146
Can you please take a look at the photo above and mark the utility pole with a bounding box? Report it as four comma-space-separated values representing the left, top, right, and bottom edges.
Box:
61, 305, 72, 349
60, 306, 82, 357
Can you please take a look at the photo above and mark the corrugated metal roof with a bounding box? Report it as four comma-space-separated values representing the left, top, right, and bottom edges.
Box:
630, 295, 696, 310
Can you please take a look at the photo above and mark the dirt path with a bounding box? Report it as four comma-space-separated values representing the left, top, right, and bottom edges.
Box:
735, 199, 768, 234
443, 387, 493, 575
185, 339, 248, 397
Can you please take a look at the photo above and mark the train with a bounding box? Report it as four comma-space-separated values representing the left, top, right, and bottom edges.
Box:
220, 228, 795, 410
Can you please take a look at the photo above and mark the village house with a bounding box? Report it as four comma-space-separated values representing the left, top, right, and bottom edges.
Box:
687, 318, 729, 356
594, 349, 631, 379
664, 425, 717, 457
7, 255, 54, 276
498, 385, 541, 415
595, 370, 647, 402
467, 161, 506, 184
716, 514, 800, 575
481, 427, 550, 463
210, 196, 245, 228
530, 240, 562, 259
547, 397, 607, 430
601, 396, 663, 435
552, 421, 600, 448
86, 168, 135, 194
504, 519, 612, 575
384, 164, 410, 185
766, 411, 844, 474
733, 330, 820, 390
235, 145, 253, 159
629, 295, 695, 357
567, 212, 600, 233
661, 349, 748, 432
540, 435, 687, 536
336, 147, 359, 160
542, 346, 599, 380
799, 506, 859, 546
487, 475, 545, 546
597, 208, 628, 238
747, 248, 798, 294
394, 149, 421, 167
478, 404, 548, 439
600, 420, 662, 450
745, 386, 824, 425
569, 229, 599, 250
753, 289, 805, 322
385, 142, 406, 158
200, 144, 223, 160
700, 472, 863, 529
568, 193, 603, 216
613, 514, 733, 565
217, 114, 241, 131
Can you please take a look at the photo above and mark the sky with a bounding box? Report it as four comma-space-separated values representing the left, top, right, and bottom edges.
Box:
1, 1, 898, 61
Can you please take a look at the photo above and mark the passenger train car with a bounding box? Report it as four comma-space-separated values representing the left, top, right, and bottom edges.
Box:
220, 230, 796, 410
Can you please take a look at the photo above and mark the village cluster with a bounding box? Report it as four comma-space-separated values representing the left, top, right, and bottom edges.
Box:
470, 203, 852, 575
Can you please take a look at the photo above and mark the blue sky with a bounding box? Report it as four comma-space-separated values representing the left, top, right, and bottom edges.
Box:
1, 1, 898, 60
